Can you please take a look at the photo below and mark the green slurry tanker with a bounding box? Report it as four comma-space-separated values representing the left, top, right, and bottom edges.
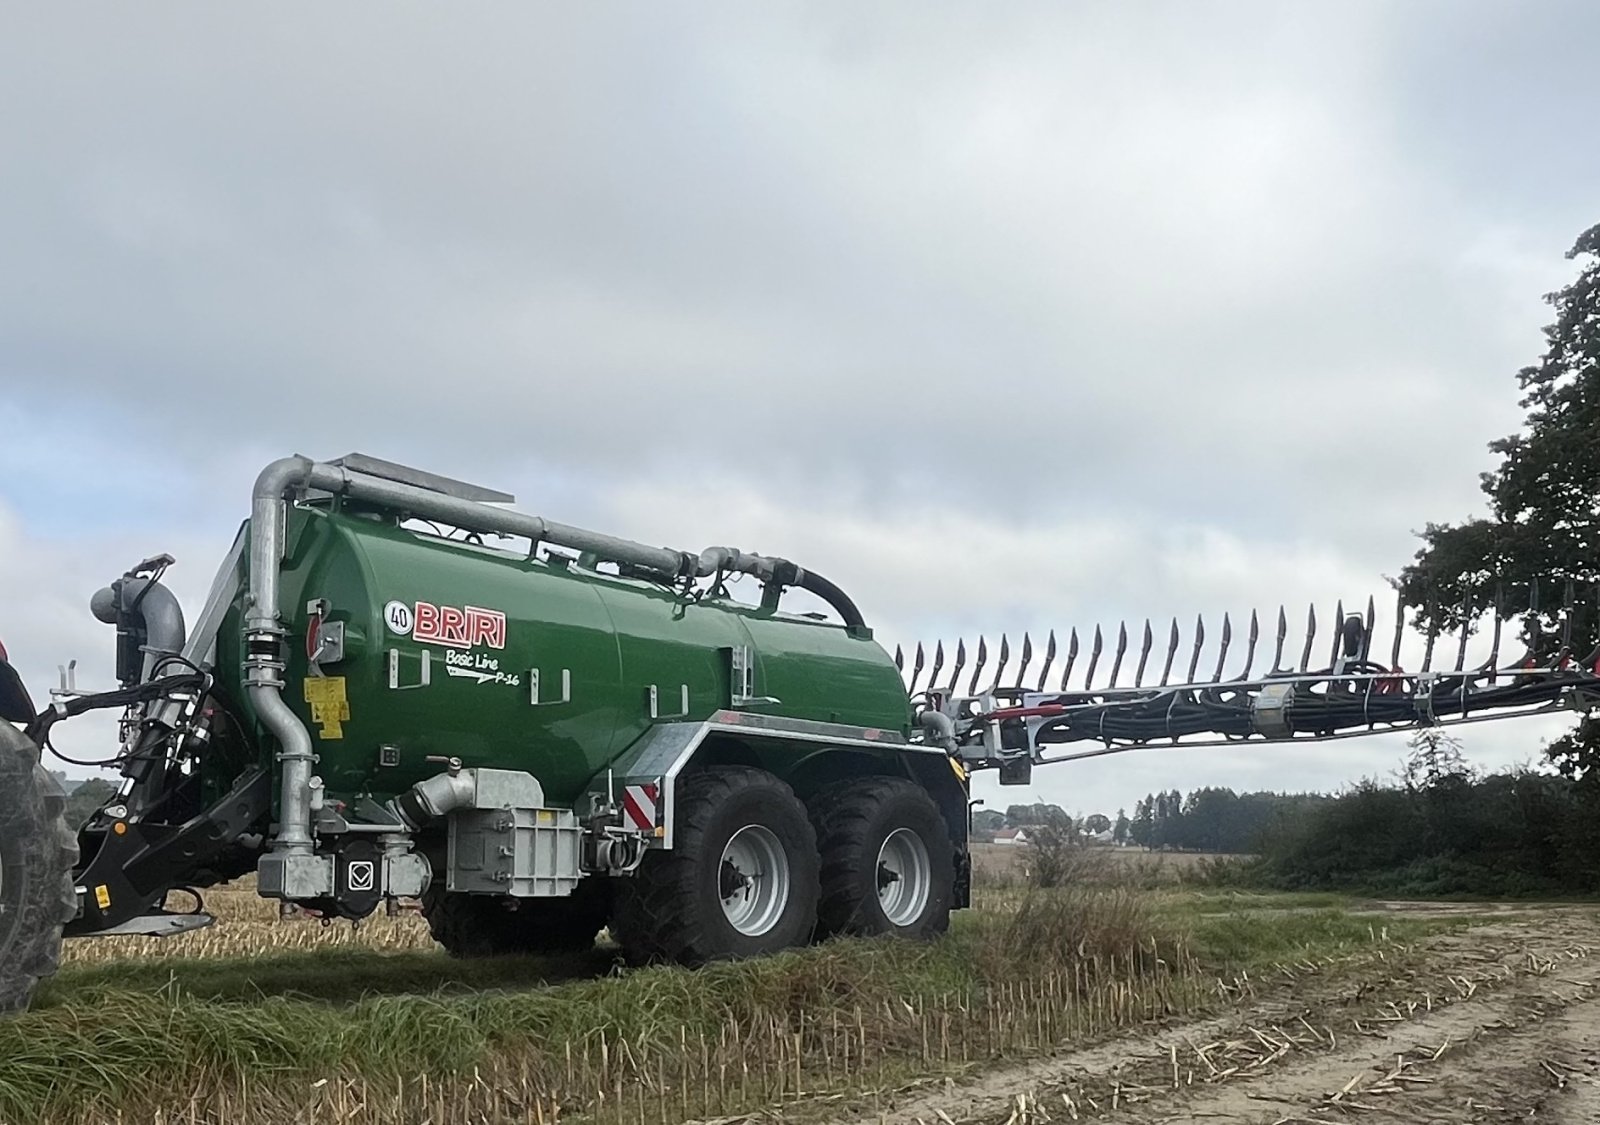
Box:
5, 453, 1598, 1012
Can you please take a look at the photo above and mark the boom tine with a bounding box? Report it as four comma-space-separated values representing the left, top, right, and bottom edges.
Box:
989, 634, 1010, 693
1108, 621, 1128, 689
1085, 625, 1104, 691
1271, 606, 1288, 674
1562, 579, 1576, 662
947, 639, 966, 694
1186, 614, 1205, 684
1390, 590, 1405, 671
1453, 603, 1471, 674
1327, 600, 1344, 668
908, 642, 926, 694
1421, 606, 1438, 673
1483, 586, 1503, 679
1159, 617, 1179, 687
968, 636, 989, 695
1134, 619, 1154, 687
928, 641, 945, 693
894, 645, 904, 673
1583, 583, 1600, 673
1241, 609, 1259, 679
1361, 595, 1375, 663
1014, 633, 1033, 690
1036, 630, 1057, 692
1298, 604, 1317, 673
1211, 612, 1232, 682
1527, 576, 1542, 666
1059, 628, 1080, 691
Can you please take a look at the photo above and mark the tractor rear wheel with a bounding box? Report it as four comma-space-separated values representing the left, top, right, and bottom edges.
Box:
423, 876, 612, 957
0, 724, 79, 1014
612, 766, 819, 965
809, 776, 954, 940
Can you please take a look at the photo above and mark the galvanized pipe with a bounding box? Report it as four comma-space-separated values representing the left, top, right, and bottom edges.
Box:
322, 461, 694, 576
249, 457, 319, 855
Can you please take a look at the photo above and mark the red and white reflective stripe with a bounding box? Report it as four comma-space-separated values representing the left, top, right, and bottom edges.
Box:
621, 783, 660, 832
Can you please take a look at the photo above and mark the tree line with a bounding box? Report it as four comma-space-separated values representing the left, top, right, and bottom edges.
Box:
1245, 730, 1600, 896
1126, 788, 1326, 853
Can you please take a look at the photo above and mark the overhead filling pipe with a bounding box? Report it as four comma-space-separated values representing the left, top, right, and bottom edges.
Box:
320, 463, 870, 626
248, 455, 873, 861
89, 578, 188, 685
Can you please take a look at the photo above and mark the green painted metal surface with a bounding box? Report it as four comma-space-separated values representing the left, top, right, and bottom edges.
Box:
214, 502, 912, 808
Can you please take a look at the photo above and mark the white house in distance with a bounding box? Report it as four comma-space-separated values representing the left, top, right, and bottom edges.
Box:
992, 827, 1032, 846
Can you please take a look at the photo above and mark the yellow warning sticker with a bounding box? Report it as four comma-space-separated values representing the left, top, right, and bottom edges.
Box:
304, 676, 351, 740
94, 884, 111, 911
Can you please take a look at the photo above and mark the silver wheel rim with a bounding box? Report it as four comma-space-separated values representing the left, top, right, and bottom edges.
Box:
876, 828, 931, 927
719, 825, 790, 936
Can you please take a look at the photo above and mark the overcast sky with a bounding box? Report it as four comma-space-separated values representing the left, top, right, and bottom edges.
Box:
2, 3, 1597, 816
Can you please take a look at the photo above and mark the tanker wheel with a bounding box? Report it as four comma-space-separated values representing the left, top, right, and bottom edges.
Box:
809, 776, 954, 940
611, 766, 819, 966
0, 723, 79, 1014
422, 876, 612, 957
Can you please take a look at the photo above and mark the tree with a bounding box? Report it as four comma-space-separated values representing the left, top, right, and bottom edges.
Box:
1004, 802, 1072, 829
971, 808, 1007, 834
66, 778, 117, 829
1403, 728, 1471, 792
1400, 223, 1600, 779
1082, 812, 1112, 836
1113, 808, 1131, 845
1131, 796, 1155, 848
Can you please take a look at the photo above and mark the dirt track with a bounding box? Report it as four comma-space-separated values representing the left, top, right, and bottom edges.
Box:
851, 907, 1600, 1125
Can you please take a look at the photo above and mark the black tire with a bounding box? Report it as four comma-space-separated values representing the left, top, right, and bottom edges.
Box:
423, 876, 611, 957
0, 724, 78, 1014
810, 776, 954, 940
612, 767, 819, 966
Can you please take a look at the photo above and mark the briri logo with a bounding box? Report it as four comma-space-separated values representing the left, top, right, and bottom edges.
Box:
384, 600, 506, 650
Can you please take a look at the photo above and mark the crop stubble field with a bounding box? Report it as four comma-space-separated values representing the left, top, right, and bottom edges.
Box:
9, 852, 1600, 1125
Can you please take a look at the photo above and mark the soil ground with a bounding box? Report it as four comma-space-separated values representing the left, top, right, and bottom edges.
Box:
806, 903, 1600, 1125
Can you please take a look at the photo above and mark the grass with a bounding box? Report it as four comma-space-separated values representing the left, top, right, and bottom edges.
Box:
3, 869, 1470, 1124
11, 886, 1206, 1124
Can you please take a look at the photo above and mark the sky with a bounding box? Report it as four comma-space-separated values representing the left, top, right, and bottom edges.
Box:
2, 2, 1597, 818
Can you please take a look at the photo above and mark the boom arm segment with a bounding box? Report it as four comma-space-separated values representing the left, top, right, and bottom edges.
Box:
901, 593, 1600, 784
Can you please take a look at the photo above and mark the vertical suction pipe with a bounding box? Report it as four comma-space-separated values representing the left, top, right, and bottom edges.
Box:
248, 456, 318, 856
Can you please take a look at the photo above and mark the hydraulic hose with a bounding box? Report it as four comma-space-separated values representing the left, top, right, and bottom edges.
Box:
795, 569, 867, 630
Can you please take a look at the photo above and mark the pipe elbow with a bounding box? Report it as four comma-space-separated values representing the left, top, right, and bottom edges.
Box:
392, 769, 478, 830
253, 455, 315, 502
919, 709, 959, 755
100, 578, 187, 682
132, 581, 187, 662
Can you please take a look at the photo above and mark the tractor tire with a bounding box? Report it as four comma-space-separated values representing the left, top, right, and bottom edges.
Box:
809, 776, 954, 940
422, 876, 611, 957
612, 767, 819, 966
0, 724, 78, 1014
